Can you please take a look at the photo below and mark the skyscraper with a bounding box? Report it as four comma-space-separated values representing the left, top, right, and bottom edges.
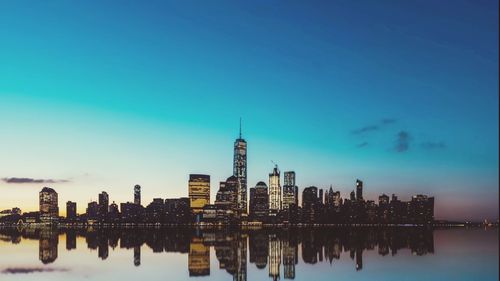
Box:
268, 165, 281, 215
134, 185, 141, 206
188, 174, 210, 214
66, 201, 77, 220
233, 119, 247, 214
39, 187, 59, 223
282, 171, 297, 210
98, 191, 109, 218
356, 179, 363, 201
249, 181, 269, 219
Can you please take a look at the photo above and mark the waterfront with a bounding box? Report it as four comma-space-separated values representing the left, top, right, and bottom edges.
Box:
0, 227, 497, 281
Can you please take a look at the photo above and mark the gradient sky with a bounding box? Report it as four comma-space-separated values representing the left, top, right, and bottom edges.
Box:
0, 0, 498, 221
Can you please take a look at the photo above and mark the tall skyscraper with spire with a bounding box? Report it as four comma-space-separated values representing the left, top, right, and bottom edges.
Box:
233, 118, 248, 214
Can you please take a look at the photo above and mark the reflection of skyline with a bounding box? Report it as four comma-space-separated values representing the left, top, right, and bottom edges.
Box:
0, 227, 435, 279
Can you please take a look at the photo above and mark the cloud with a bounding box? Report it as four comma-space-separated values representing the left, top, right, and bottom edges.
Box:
1, 177, 69, 184
356, 142, 369, 148
381, 118, 397, 124
421, 141, 446, 150
351, 118, 397, 135
394, 131, 411, 152
2, 267, 68, 274
351, 125, 379, 135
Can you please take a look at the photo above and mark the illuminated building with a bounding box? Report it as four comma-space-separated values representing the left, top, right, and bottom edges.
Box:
188, 174, 210, 214
268, 233, 281, 281
188, 236, 210, 276
282, 171, 297, 210
268, 165, 281, 215
134, 184, 141, 206
233, 119, 248, 214
39, 187, 59, 223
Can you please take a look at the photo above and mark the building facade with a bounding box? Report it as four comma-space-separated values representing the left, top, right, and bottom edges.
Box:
268, 165, 281, 215
282, 171, 297, 210
39, 187, 59, 223
249, 181, 269, 219
134, 184, 141, 206
66, 201, 77, 220
188, 174, 210, 214
233, 122, 248, 214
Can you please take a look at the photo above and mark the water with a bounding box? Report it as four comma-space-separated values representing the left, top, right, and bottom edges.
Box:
0, 227, 497, 281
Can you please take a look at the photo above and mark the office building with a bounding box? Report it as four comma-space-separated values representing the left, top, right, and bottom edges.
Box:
249, 181, 269, 219
39, 187, 59, 223
233, 120, 248, 214
66, 201, 77, 220
268, 165, 281, 215
134, 184, 141, 206
283, 171, 297, 210
188, 174, 210, 214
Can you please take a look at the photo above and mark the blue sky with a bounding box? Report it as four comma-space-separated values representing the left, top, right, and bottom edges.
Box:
0, 0, 498, 221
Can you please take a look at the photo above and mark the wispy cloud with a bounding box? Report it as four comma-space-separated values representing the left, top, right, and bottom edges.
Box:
394, 131, 411, 152
2, 267, 69, 274
351, 118, 397, 135
421, 141, 446, 150
2, 177, 70, 184
356, 142, 369, 148
381, 118, 397, 124
351, 125, 379, 135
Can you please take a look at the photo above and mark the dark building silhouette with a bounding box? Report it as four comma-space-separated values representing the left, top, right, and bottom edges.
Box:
249, 181, 269, 220
66, 229, 76, 250
39, 228, 58, 264
86, 201, 99, 220
302, 186, 321, 223
98, 191, 109, 220
164, 198, 190, 223
409, 195, 434, 224
356, 179, 363, 201
66, 201, 77, 220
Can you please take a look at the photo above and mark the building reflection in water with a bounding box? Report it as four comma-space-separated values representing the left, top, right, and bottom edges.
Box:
39, 228, 58, 264
0, 227, 435, 279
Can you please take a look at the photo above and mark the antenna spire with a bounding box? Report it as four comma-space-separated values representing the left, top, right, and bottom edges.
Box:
239, 117, 242, 139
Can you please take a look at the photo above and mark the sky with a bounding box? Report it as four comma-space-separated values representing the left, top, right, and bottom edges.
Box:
0, 0, 498, 221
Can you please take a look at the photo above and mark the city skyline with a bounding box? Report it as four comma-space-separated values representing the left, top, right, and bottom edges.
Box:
0, 1, 498, 222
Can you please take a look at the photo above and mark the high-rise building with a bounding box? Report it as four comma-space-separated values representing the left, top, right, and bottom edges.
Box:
282, 171, 297, 210
215, 176, 239, 211
39, 187, 59, 223
86, 201, 99, 220
302, 186, 319, 223
249, 181, 269, 219
356, 179, 363, 201
134, 184, 141, 206
409, 194, 434, 224
98, 191, 109, 218
268, 165, 281, 215
66, 201, 77, 220
233, 119, 247, 214
188, 174, 210, 214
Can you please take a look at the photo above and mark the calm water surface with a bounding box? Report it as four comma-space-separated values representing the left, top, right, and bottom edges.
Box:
0, 227, 497, 281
